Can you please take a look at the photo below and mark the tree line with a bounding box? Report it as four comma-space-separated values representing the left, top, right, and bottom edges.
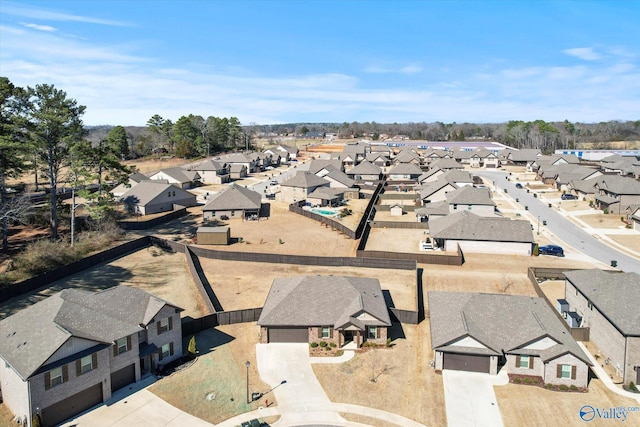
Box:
250, 119, 640, 151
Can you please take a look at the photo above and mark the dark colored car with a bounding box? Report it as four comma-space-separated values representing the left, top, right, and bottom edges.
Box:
561, 193, 578, 200
515, 183, 523, 189
538, 245, 564, 257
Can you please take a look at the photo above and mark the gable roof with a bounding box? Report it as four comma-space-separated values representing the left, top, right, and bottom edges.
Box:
0, 287, 181, 380
429, 211, 533, 243
258, 276, 391, 329
347, 160, 382, 175
594, 175, 640, 195
428, 158, 463, 170
508, 149, 542, 162
388, 163, 423, 175
446, 186, 496, 206
324, 170, 355, 187
281, 171, 330, 188
153, 167, 200, 183
419, 180, 458, 199
415, 200, 450, 216
307, 159, 343, 174
563, 270, 640, 336
428, 292, 590, 364
187, 159, 227, 172
307, 187, 345, 200
119, 181, 195, 206
277, 144, 299, 154
440, 169, 475, 185
202, 184, 262, 211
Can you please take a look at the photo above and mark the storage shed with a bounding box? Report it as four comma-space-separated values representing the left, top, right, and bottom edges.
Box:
197, 226, 230, 245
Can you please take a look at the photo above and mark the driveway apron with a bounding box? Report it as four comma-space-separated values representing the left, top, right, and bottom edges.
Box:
256, 343, 346, 426
442, 370, 504, 427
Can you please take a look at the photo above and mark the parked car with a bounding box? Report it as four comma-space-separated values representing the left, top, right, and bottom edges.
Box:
515, 183, 523, 189
561, 193, 578, 200
538, 245, 564, 257
241, 419, 262, 427
269, 180, 278, 186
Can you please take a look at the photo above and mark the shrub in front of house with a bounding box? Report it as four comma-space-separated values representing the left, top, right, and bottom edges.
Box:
523, 377, 531, 384
329, 342, 336, 348
570, 385, 578, 391
545, 383, 554, 390
559, 384, 569, 391
310, 342, 318, 348
513, 378, 522, 384
319, 341, 327, 348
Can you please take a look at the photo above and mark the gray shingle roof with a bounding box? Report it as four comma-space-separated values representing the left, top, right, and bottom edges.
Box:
202, 184, 262, 211
307, 159, 343, 174
258, 276, 391, 329
281, 171, 330, 189
428, 291, 590, 363
446, 186, 496, 206
388, 163, 423, 175
325, 170, 355, 187
508, 149, 542, 162
0, 287, 181, 380
119, 181, 196, 207
415, 200, 450, 216
419, 180, 458, 199
564, 270, 640, 336
155, 167, 199, 183
441, 169, 474, 185
347, 160, 382, 175
428, 158, 463, 170
307, 187, 345, 200
429, 211, 534, 243
595, 175, 640, 195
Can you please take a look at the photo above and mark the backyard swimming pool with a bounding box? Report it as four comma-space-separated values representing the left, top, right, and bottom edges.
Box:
309, 207, 339, 217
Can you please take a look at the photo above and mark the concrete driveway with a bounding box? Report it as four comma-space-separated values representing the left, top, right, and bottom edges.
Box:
256, 343, 346, 426
442, 370, 504, 427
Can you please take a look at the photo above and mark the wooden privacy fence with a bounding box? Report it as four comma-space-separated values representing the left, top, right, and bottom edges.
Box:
181, 308, 263, 336
527, 267, 590, 342
117, 208, 188, 230
370, 221, 428, 229
289, 203, 357, 239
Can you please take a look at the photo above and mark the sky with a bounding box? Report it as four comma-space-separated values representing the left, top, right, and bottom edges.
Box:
1, 0, 639, 126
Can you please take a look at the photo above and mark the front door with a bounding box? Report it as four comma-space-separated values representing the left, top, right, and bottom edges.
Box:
344, 331, 354, 344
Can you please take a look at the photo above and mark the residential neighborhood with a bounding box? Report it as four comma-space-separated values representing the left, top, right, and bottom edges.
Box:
2, 138, 640, 427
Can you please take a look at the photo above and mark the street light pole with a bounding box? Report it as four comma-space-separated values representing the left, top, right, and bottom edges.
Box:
245, 361, 250, 404
537, 215, 540, 235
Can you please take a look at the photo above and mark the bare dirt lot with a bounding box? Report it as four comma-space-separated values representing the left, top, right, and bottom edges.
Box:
576, 213, 630, 229
366, 228, 443, 253
607, 234, 640, 253
495, 379, 640, 427
0, 247, 208, 320
149, 323, 276, 425
198, 259, 417, 311
314, 321, 445, 427
189, 201, 360, 257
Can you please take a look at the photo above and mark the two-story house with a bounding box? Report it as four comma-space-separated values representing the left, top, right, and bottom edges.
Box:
0, 287, 183, 427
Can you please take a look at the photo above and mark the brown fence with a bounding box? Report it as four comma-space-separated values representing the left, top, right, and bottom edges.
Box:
390, 308, 419, 324
527, 267, 590, 341
117, 208, 189, 230
0, 236, 151, 303
289, 202, 357, 239
184, 247, 222, 313
181, 308, 263, 336
357, 249, 463, 266
374, 204, 418, 212
370, 221, 428, 229
378, 194, 419, 201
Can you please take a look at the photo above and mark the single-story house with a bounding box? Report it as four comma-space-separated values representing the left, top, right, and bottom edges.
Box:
393, 150, 422, 165
428, 158, 464, 171
507, 149, 542, 166
429, 211, 534, 255
119, 181, 197, 215
387, 163, 423, 181
220, 152, 258, 173
202, 184, 263, 221
365, 153, 391, 168
419, 180, 458, 203
428, 291, 591, 388
322, 169, 355, 189
307, 159, 344, 175
306, 187, 345, 207
440, 169, 475, 187
445, 186, 496, 217
277, 144, 299, 160
258, 276, 391, 347
563, 270, 640, 385
0, 287, 183, 427
415, 200, 450, 222
278, 171, 330, 203
346, 160, 383, 181
148, 167, 200, 189
109, 172, 151, 198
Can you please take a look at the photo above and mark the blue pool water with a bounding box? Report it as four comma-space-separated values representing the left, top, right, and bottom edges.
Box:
310, 208, 338, 216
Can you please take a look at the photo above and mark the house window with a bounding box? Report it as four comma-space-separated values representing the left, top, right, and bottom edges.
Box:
231, 210, 235, 217
172, 191, 175, 197
167, 192, 171, 197
321, 327, 330, 339
115, 337, 130, 355
561, 364, 572, 378
368, 326, 378, 339
160, 342, 174, 360
453, 204, 458, 210
519, 355, 530, 369
79, 355, 94, 375
587, 301, 593, 310
467, 205, 472, 210
157, 316, 173, 334
49, 366, 64, 387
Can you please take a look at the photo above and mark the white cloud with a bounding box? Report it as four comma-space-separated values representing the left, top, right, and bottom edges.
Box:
364, 64, 423, 74
3, 3, 130, 26
21, 22, 57, 32
563, 47, 601, 61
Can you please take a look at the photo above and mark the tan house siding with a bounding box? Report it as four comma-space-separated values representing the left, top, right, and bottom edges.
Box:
544, 353, 589, 388
309, 326, 341, 347
565, 281, 628, 379
259, 327, 269, 344
625, 337, 640, 385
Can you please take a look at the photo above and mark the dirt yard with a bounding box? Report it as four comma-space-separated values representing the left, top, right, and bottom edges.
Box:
495, 378, 640, 427
313, 321, 446, 427
198, 259, 417, 311
366, 228, 442, 253
576, 213, 630, 229
149, 323, 277, 425
537, 279, 566, 302
0, 246, 208, 320
189, 201, 360, 257
607, 234, 640, 253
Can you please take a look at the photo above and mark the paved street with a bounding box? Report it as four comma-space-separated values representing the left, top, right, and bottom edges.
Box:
477, 170, 640, 274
